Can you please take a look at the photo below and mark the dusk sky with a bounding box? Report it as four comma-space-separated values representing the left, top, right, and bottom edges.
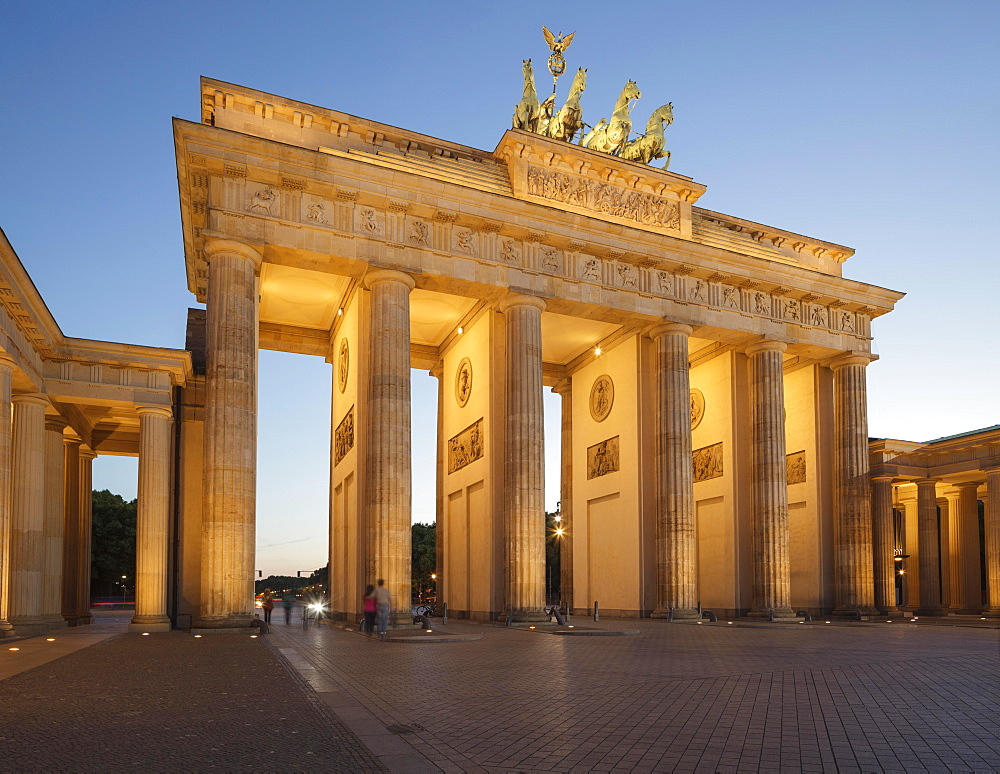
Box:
3, 1, 997, 576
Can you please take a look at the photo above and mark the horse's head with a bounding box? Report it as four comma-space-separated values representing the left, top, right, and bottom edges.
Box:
573, 67, 588, 90
623, 80, 642, 101
657, 103, 674, 124
523, 59, 533, 73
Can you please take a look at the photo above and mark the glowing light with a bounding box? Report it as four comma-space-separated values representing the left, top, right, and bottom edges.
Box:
898, 569, 906, 575
46, 638, 55, 641
250, 635, 258, 639
798, 621, 804, 624
8, 647, 19, 651
194, 635, 202, 638
142, 632, 150, 636
696, 620, 703, 624
594, 347, 602, 356
430, 574, 437, 580
337, 308, 343, 316
426, 629, 433, 633
913, 617, 919, 620
555, 528, 565, 536
825, 621, 831, 624
457, 326, 464, 335
528, 626, 536, 629
567, 625, 574, 628
727, 622, 732, 624
982, 617, 987, 620
554, 515, 561, 523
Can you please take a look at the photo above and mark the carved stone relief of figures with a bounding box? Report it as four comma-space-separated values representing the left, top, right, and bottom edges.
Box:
722, 286, 740, 309
811, 305, 827, 327
448, 418, 484, 474
246, 187, 278, 216
786, 451, 806, 484
586, 435, 620, 480
525, 165, 681, 231
499, 238, 520, 263
581, 257, 601, 281
840, 312, 855, 332
540, 245, 560, 271
455, 357, 472, 407
785, 299, 800, 321
690, 388, 705, 430
657, 271, 673, 295
456, 228, 478, 255
408, 219, 429, 246
589, 374, 614, 422
617, 264, 637, 288
690, 279, 706, 302
754, 291, 770, 315
337, 339, 349, 393
305, 201, 328, 224
693, 442, 724, 483
334, 406, 355, 466
359, 208, 381, 234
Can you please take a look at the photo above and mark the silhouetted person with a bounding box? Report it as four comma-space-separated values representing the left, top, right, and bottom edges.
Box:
374, 579, 391, 640
282, 594, 294, 624
261, 588, 275, 625
362, 584, 377, 637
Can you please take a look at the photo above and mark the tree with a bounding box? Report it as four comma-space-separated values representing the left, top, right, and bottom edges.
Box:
411, 523, 436, 602
91, 489, 136, 598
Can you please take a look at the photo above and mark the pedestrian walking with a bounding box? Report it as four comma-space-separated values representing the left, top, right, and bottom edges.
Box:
362, 584, 377, 637
282, 594, 294, 624
374, 579, 391, 640
261, 588, 275, 625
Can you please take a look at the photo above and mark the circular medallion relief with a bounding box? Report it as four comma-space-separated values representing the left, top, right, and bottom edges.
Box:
337, 339, 349, 393
590, 375, 614, 422
690, 388, 705, 430
455, 357, 472, 407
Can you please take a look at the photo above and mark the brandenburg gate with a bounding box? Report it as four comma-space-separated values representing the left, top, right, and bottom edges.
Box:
11, 58, 1000, 636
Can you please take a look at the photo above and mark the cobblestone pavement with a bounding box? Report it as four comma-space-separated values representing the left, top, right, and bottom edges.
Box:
0, 616, 382, 772
271, 618, 1000, 773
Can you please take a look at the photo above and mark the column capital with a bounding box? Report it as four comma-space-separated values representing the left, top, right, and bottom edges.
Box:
744, 338, 787, 357
497, 293, 546, 314
63, 434, 83, 449
956, 480, 983, 490
830, 352, 876, 371
648, 322, 693, 339
551, 378, 571, 397
12, 393, 49, 409
915, 478, 939, 488
44, 416, 68, 433
363, 268, 415, 291
203, 239, 262, 270
79, 449, 98, 461
0, 352, 16, 370
981, 461, 1000, 474
871, 474, 895, 483
136, 405, 173, 420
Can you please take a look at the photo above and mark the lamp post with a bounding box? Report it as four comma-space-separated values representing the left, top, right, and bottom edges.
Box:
121, 575, 127, 608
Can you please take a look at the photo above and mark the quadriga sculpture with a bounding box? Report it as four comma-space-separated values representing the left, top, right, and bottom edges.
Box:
512, 59, 540, 132
545, 67, 587, 142
620, 103, 674, 167
581, 80, 641, 156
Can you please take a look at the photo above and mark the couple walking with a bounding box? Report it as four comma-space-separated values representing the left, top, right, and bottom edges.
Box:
363, 579, 391, 640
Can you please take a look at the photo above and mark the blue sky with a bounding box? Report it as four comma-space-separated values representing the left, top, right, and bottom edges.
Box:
3, 1, 998, 575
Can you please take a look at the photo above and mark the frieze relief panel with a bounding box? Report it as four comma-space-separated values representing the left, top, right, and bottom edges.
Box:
587, 436, 620, 480
693, 442, 724, 483
448, 418, 484, 474
526, 165, 681, 232
787, 451, 806, 484
334, 406, 355, 466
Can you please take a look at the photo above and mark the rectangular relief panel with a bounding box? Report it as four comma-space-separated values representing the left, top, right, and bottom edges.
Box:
448, 418, 484, 474
334, 406, 355, 466
693, 442, 724, 482
586, 436, 620, 480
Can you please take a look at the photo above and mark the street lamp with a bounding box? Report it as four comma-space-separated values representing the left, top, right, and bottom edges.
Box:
121, 575, 127, 608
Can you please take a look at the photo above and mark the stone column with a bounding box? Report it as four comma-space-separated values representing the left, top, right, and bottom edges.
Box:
76, 449, 96, 625
9, 394, 49, 636
552, 380, 573, 612
650, 323, 698, 619
984, 467, 1000, 617
831, 355, 876, 614
430, 364, 445, 598
746, 340, 795, 618
41, 417, 68, 628
130, 406, 174, 632
197, 239, 261, 629
870, 475, 897, 614
499, 294, 547, 622
61, 437, 82, 625
914, 478, 945, 615
0, 356, 13, 636
364, 269, 415, 627
956, 482, 983, 612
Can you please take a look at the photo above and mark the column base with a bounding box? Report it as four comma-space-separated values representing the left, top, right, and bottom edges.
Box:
981, 609, 1000, 619
128, 621, 172, 633
650, 607, 700, 620
747, 607, 798, 620
391, 611, 419, 629
10, 619, 50, 638
44, 617, 69, 630
507, 609, 549, 623
876, 606, 900, 616
194, 614, 255, 630
913, 607, 948, 617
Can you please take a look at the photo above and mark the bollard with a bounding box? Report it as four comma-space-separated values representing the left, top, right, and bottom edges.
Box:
668, 607, 674, 622
550, 606, 566, 626
593, 601, 599, 622
418, 614, 431, 629
769, 608, 775, 622
703, 610, 718, 622
442, 603, 448, 626
564, 602, 570, 623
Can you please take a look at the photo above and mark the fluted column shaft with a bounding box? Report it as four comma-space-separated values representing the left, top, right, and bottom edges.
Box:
871, 476, 897, 613
955, 483, 982, 611
76, 450, 95, 624
747, 341, 794, 617
985, 469, 1000, 616
198, 240, 261, 628
9, 394, 49, 634
832, 355, 876, 613
651, 324, 698, 619
131, 406, 174, 631
0, 358, 13, 635
61, 438, 81, 624
365, 269, 415, 626
431, 365, 445, 599
915, 478, 945, 615
552, 381, 573, 611
500, 294, 547, 621
42, 417, 67, 627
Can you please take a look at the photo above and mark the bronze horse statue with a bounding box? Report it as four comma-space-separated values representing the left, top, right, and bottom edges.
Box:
620, 103, 674, 166
512, 59, 540, 132
545, 67, 587, 142
582, 79, 641, 156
